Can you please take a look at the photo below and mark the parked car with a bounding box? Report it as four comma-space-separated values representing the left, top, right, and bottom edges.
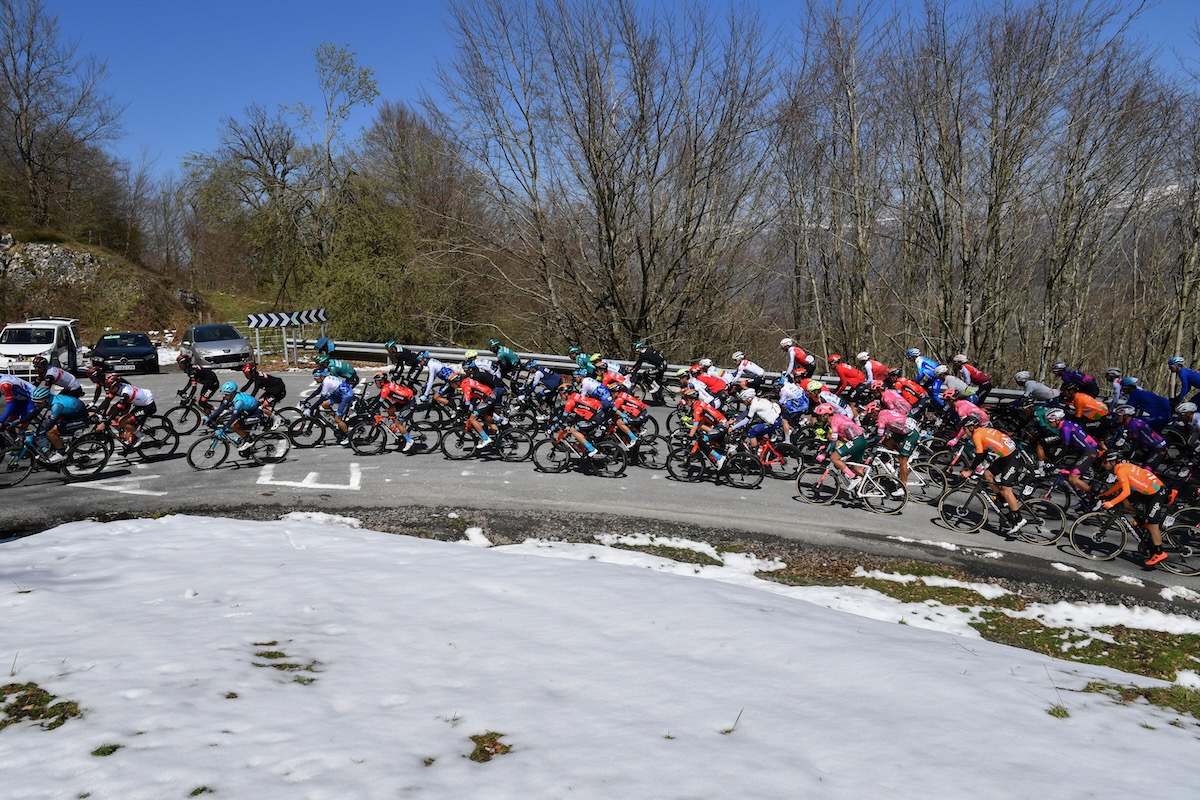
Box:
0, 317, 82, 377
91, 331, 159, 374
180, 323, 253, 369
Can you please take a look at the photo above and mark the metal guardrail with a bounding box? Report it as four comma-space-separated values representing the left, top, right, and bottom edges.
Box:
283, 336, 1028, 405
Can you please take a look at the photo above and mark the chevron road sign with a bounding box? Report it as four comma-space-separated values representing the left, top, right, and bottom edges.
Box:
247, 308, 327, 328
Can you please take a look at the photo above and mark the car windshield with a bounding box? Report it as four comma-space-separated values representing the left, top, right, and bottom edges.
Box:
99, 333, 152, 348
0, 327, 53, 345
194, 325, 242, 343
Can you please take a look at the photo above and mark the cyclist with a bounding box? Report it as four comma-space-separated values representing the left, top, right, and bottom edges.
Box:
1104, 367, 1125, 408
885, 368, 928, 412
612, 386, 652, 439
576, 369, 635, 447
487, 338, 522, 379
688, 364, 728, 409
207, 381, 266, 455
828, 354, 866, 400
812, 402, 869, 490
856, 352, 890, 385
868, 401, 920, 492
1119, 377, 1172, 430
384, 340, 424, 384
730, 351, 766, 391
1177, 402, 1200, 449
464, 351, 507, 406
780, 338, 816, 379
459, 372, 501, 451
1109, 405, 1168, 472
32, 356, 84, 399
874, 380, 912, 416
1046, 407, 1102, 508
0, 372, 38, 432
681, 386, 730, 470
949, 354, 992, 402
239, 363, 287, 426
319, 354, 360, 387
302, 368, 354, 445
1051, 361, 1100, 397
777, 375, 810, 441
1014, 370, 1059, 403
596, 358, 633, 394
520, 361, 563, 420
561, 384, 606, 459
31, 386, 88, 463
372, 372, 417, 452
631, 340, 668, 405
956, 415, 1027, 535
904, 347, 940, 384
804, 379, 851, 418
943, 390, 990, 444
728, 387, 782, 451
176, 353, 220, 415
85, 364, 110, 406
929, 365, 973, 406
1168, 356, 1200, 405
1094, 450, 1169, 567
102, 374, 156, 448
415, 352, 460, 408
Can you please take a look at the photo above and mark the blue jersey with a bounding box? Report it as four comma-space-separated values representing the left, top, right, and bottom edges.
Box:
46, 394, 86, 421
1175, 368, 1200, 402
914, 357, 939, 383
1126, 387, 1172, 428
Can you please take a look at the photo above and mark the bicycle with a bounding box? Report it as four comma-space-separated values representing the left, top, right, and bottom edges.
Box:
1066, 507, 1200, 575
286, 403, 358, 448
346, 410, 442, 456
531, 418, 627, 477
665, 432, 763, 489
186, 424, 291, 470
162, 385, 217, 435
936, 474, 1066, 542
743, 432, 804, 481
440, 410, 533, 462
0, 427, 113, 487
98, 413, 180, 462
794, 450, 907, 514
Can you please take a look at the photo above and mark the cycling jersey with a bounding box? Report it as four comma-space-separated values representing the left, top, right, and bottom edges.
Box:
579, 377, 613, 409
461, 377, 495, 408
1174, 367, 1200, 402
328, 359, 358, 383
42, 365, 83, 395
951, 399, 989, 425
861, 359, 889, 384
185, 364, 220, 392
631, 347, 666, 372
112, 384, 155, 408
695, 373, 726, 397
1125, 387, 1172, 428
913, 357, 940, 383
816, 390, 853, 417
875, 409, 918, 438
930, 374, 971, 405
825, 413, 863, 443
892, 377, 927, 406
419, 358, 454, 399
1061, 369, 1099, 396
601, 369, 632, 391
379, 382, 414, 408
1021, 379, 1059, 401
778, 380, 809, 415
687, 377, 717, 406
1058, 420, 1098, 453
613, 391, 648, 419
832, 363, 866, 394
959, 363, 990, 386
1069, 392, 1108, 421
564, 393, 602, 420
732, 359, 765, 382
1100, 462, 1163, 508
880, 389, 912, 416
969, 427, 1016, 460
493, 346, 521, 372
242, 371, 287, 403
0, 374, 36, 425
735, 397, 781, 427
784, 346, 813, 376
39, 394, 87, 431
689, 399, 726, 428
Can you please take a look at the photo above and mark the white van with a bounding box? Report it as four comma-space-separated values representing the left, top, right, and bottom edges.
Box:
0, 317, 82, 377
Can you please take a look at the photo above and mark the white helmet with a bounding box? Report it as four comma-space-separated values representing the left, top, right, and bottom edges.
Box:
738, 388, 756, 403
1178, 402, 1197, 415
779, 337, 793, 349
856, 351, 870, 362
1045, 408, 1065, 424
699, 357, 713, 368
933, 365, 949, 377
952, 354, 968, 364
1014, 370, 1030, 382
732, 351, 744, 362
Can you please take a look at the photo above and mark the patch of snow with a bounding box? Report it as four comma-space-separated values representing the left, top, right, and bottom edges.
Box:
279, 511, 361, 528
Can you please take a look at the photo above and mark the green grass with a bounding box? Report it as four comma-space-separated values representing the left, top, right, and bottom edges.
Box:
1, 682, 82, 731
468, 732, 512, 762
1082, 682, 1200, 719
1047, 704, 1070, 718
198, 290, 273, 323
90, 744, 122, 757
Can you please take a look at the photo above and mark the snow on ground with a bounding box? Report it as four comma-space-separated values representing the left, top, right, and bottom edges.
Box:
2, 515, 1198, 800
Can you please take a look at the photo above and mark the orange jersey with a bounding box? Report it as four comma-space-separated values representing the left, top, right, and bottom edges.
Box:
971, 426, 1016, 458
1101, 462, 1163, 507
1070, 393, 1108, 421
893, 377, 927, 405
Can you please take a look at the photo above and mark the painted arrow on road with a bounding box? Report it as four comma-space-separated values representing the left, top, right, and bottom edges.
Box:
256, 462, 362, 491
70, 474, 168, 497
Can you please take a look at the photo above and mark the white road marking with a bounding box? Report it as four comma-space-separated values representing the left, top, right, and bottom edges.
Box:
256, 462, 362, 491
71, 474, 168, 497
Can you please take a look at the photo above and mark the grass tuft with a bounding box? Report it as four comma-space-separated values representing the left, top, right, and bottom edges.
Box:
1047, 704, 1070, 718
90, 744, 122, 757
1083, 681, 1200, 720
1, 682, 82, 731
467, 731, 512, 762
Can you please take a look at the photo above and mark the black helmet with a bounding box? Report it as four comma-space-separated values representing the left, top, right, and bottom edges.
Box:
31, 355, 49, 372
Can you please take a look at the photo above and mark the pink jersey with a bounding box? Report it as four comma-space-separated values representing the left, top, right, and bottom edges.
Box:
827, 412, 864, 442
876, 409, 917, 437
880, 389, 911, 416
953, 399, 989, 425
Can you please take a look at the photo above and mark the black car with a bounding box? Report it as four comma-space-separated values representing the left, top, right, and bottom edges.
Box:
91, 331, 160, 374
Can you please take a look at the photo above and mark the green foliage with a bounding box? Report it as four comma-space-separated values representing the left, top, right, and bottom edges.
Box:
1, 682, 82, 731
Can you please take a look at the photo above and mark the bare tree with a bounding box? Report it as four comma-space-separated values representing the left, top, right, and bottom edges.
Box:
0, 0, 121, 225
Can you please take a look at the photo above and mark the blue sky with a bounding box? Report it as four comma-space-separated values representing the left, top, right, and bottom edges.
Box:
49, 0, 1200, 179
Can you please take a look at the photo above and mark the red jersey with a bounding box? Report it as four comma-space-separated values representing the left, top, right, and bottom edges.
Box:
379, 382, 414, 406
893, 377, 927, 406
696, 374, 725, 396
690, 400, 726, 427
564, 393, 603, 420
833, 363, 866, 393
613, 392, 647, 418
460, 377, 494, 405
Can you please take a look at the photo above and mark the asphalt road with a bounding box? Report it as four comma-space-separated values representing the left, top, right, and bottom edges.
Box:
6, 368, 1199, 612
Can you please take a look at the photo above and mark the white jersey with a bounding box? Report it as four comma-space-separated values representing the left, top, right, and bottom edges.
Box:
745, 397, 781, 425
778, 381, 806, 405
319, 375, 347, 396
687, 376, 716, 406
706, 366, 735, 386
819, 390, 852, 417
116, 384, 154, 407
732, 359, 765, 381
0, 373, 36, 394
45, 365, 81, 392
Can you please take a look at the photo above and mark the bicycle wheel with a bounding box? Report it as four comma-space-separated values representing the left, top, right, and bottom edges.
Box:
1161, 525, 1200, 577
1068, 511, 1131, 561
794, 464, 841, 504
633, 434, 670, 470
665, 409, 690, 436
759, 442, 802, 481
441, 429, 477, 460
63, 434, 112, 478
348, 420, 387, 456
498, 429, 534, 462
407, 420, 443, 454
906, 460, 947, 504
594, 440, 627, 478
1171, 505, 1200, 528
163, 404, 202, 435
634, 414, 660, 438
137, 423, 179, 460
412, 402, 451, 430
1015, 499, 1067, 546
862, 475, 907, 514
249, 432, 291, 464
666, 446, 707, 482
274, 405, 305, 425
187, 436, 229, 470
722, 452, 764, 489
507, 411, 539, 433
0, 442, 34, 488
532, 439, 573, 473
938, 486, 988, 533
287, 416, 326, 448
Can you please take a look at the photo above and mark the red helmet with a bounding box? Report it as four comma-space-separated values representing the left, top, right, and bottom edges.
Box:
104, 373, 124, 390
869, 380, 884, 392
241, 362, 257, 376
86, 364, 105, 382
175, 353, 192, 365
828, 354, 841, 364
